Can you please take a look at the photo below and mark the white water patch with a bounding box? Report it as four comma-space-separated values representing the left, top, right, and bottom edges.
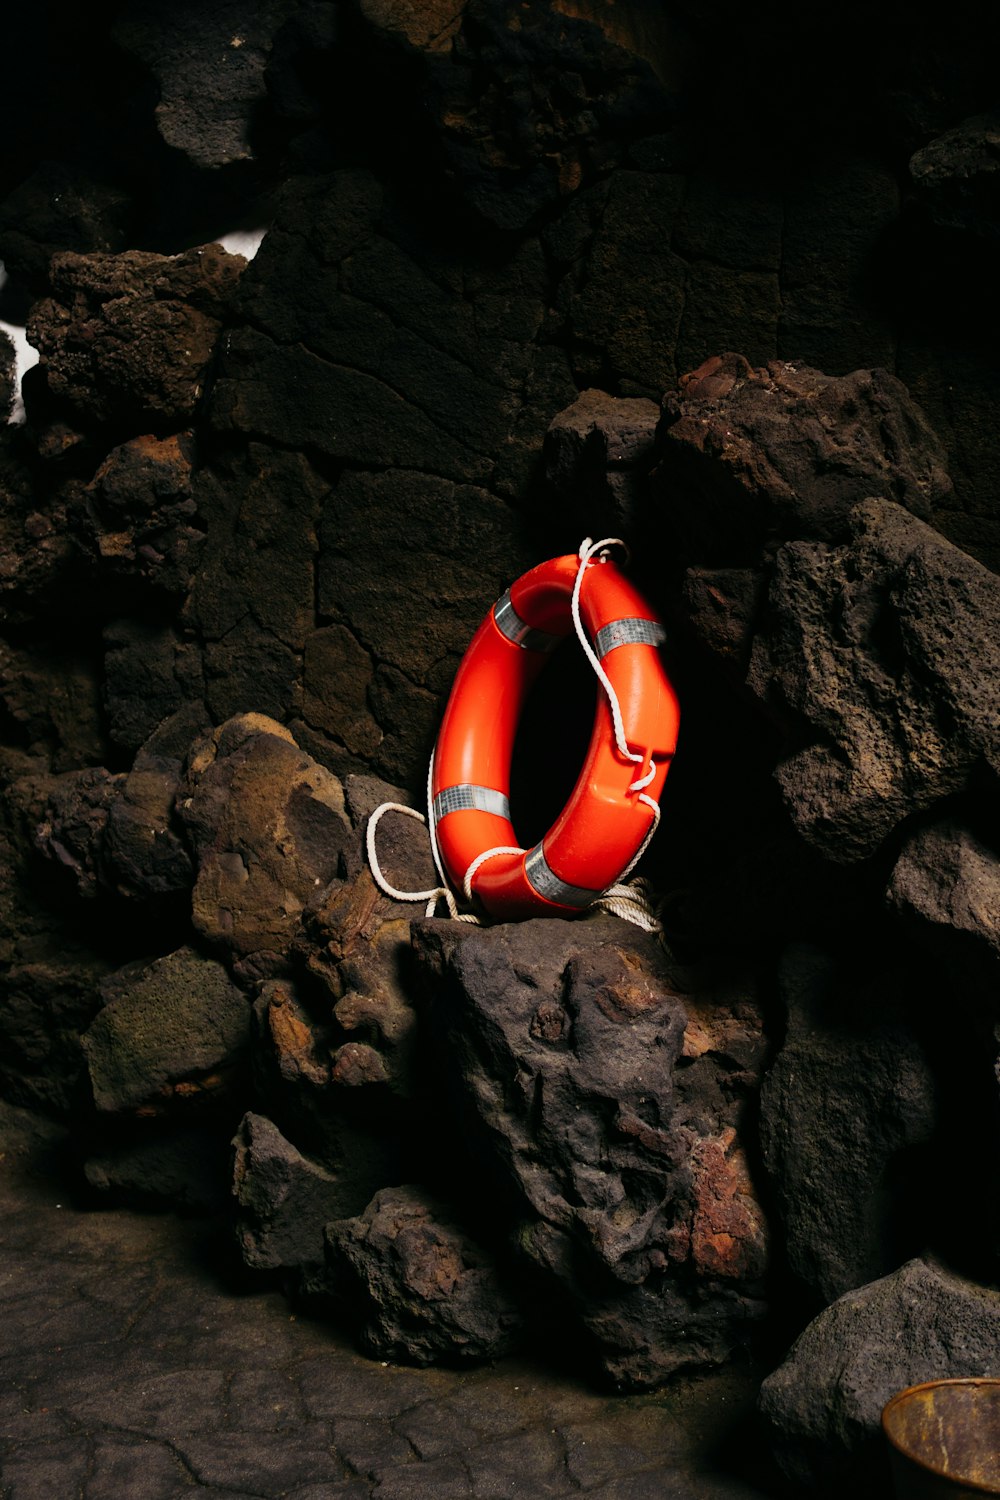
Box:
0, 262, 39, 426
215, 226, 267, 261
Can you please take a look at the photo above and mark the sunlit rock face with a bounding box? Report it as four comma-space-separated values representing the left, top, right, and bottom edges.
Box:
1, 1, 999, 1470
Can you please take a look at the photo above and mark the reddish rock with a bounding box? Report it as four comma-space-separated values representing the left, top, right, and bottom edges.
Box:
654, 353, 953, 560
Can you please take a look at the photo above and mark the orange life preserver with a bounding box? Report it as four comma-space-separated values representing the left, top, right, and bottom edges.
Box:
430, 541, 680, 920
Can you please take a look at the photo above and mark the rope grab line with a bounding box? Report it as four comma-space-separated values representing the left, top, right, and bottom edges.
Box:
366, 537, 664, 933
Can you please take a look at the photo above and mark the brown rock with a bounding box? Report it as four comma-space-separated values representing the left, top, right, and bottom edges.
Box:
27, 244, 245, 430
324, 1185, 525, 1365
85, 431, 201, 596
654, 353, 953, 561
179, 715, 351, 961
81, 947, 249, 1114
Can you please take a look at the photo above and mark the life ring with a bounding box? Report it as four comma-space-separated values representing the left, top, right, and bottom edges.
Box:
430, 540, 680, 920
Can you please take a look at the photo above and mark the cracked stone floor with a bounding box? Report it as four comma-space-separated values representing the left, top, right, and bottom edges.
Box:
0, 1130, 781, 1499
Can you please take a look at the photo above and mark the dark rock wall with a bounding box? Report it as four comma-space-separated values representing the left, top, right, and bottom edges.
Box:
1, 0, 999, 1478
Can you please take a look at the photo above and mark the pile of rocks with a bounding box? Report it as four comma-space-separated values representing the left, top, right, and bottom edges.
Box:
2, 3, 1000, 1495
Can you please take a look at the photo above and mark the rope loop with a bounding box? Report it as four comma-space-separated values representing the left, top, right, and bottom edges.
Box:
365, 800, 481, 921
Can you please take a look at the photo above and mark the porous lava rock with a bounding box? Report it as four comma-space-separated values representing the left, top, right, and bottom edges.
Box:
887, 820, 1000, 976
909, 111, 1000, 240
759, 1257, 1000, 1494
113, 0, 302, 170
413, 916, 769, 1389
81, 946, 249, 1114
359, 0, 670, 230
756, 498, 1000, 862
654, 353, 953, 562
178, 714, 352, 963
323, 1184, 526, 1366
103, 704, 209, 902
233, 1110, 365, 1273
544, 386, 660, 535
758, 945, 937, 1305
84, 431, 201, 598
27, 244, 246, 430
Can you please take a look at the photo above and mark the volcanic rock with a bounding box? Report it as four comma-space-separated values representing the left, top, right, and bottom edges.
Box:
757, 498, 1000, 862
909, 111, 1000, 240
759, 1257, 1000, 1493
544, 387, 660, 535
324, 1184, 525, 1366
85, 431, 201, 598
27, 244, 245, 431
887, 820, 1000, 975
81, 946, 249, 1114
113, 0, 302, 170
178, 715, 351, 962
758, 945, 937, 1305
359, 0, 669, 230
233, 1111, 364, 1272
248, 978, 404, 1220
413, 916, 769, 1388
655, 353, 952, 562
103, 704, 209, 902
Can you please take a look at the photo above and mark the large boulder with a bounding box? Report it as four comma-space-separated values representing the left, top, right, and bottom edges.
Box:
759, 1257, 1000, 1493
81, 946, 249, 1114
412, 915, 769, 1389
758, 945, 937, 1305
178, 715, 352, 964
757, 498, 1000, 862
653, 353, 952, 561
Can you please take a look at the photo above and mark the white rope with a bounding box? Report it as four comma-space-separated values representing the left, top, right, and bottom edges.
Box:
571, 538, 657, 793
593, 878, 663, 933
365, 800, 480, 922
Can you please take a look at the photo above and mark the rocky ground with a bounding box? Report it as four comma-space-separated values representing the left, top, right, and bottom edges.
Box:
0, 1128, 777, 1500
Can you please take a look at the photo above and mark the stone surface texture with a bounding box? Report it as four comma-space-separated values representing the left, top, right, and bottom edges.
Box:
414, 917, 770, 1389
2, 1, 1000, 1489
0, 1153, 777, 1500
759, 1256, 1000, 1494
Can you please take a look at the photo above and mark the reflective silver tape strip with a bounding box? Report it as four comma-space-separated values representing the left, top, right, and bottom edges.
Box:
432, 784, 512, 824
493, 590, 565, 653
524, 844, 602, 909
593, 617, 667, 659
